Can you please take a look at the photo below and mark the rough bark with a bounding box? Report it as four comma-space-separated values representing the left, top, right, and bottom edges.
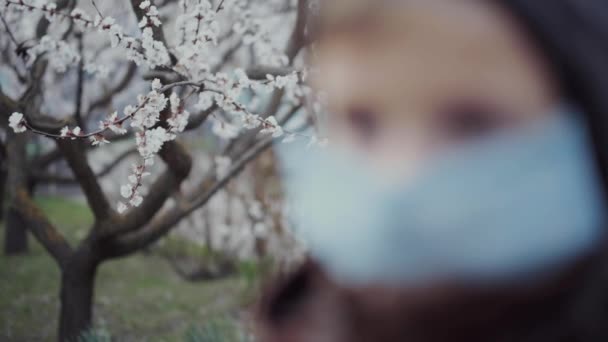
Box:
3, 132, 29, 255
58, 255, 98, 342
0, 138, 7, 221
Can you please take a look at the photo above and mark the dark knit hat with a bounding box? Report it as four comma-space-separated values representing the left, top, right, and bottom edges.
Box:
504, 1, 608, 196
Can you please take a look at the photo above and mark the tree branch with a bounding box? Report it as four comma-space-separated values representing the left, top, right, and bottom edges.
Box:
56, 140, 112, 221
185, 105, 217, 131
86, 63, 138, 116
74, 32, 85, 128
102, 136, 274, 259
13, 189, 73, 268
33, 148, 137, 184
100, 139, 192, 238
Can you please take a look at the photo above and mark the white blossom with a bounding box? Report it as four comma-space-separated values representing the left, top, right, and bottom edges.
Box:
260, 116, 283, 138
168, 93, 190, 134
60, 127, 70, 138
100, 111, 128, 134
3, 0, 314, 225
72, 126, 82, 137
130, 194, 144, 207
195, 92, 214, 111
242, 113, 262, 129
89, 134, 109, 146
120, 184, 134, 198
70, 8, 92, 30
28, 36, 80, 73
139, 1, 151, 10
151, 78, 162, 91
131, 91, 168, 129
9, 112, 26, 133
141, 27, 170, 68
42, 2, 57, 21
96, 16, 124, 48
136, 127, 173, 158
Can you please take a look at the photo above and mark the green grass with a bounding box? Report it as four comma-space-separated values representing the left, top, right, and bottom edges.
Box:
0, 196, 253, 341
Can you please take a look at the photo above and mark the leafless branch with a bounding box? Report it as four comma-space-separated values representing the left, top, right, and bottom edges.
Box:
86, 64, 138, 116
0, 12, 20, 48
33, 148, 137, 184
14, 189, 73, 268
56, 140, 113, 221
102, 136, 275, 259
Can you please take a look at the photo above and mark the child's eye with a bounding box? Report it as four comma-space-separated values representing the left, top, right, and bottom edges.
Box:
347, 107, 380, 144
435, 101, 507, 142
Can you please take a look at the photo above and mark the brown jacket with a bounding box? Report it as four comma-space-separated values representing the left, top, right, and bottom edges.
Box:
256, 253, 608, 342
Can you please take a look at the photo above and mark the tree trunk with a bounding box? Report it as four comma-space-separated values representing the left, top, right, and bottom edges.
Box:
4, 208, 28, 254
0, 136, 6, 221
3, 132, 29, 255
58, 261, 98, 342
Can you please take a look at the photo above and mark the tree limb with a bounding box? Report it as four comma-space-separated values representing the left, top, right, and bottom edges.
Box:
33, 148, 137, 184
102, 136, 274, 259
56, 140, 112, 222
13, 188, 73, 268
100, 139, 193, 238
86, 63, 138, 116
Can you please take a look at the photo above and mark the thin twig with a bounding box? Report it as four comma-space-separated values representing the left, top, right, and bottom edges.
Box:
0, 12, 20, 48
90, 0, 104, 18
216, 0, 226, 13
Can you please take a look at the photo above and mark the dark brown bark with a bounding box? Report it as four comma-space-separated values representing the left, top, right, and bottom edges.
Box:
56, 140, 111, 221
58, 256, 98, 342
4, 208, 28, 255
3, 132, 29, 255
0, 138, 7, 221
13, 188, 73, 266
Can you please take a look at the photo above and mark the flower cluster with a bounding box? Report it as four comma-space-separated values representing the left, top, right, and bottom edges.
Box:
168, 93, 190, 135
173, 0, 220, 78
129, 89, 168, 130
4, 0, 328, 217
138, 0, 171, 68
27, 36, 80, 73
98, 111, 127, 135
266, 72, 299, 90
118, 162, 151, 213
60, 126, 82, 140
95, 16, 124, 48
116, 80, 176, 212
176, 0, 219, 45
1, 0, 173, 69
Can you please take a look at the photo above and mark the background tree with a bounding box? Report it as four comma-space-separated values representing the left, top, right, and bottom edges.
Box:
0, 0, 319, 340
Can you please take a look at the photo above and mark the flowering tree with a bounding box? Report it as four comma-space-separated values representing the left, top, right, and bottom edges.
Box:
0, 0, 319, 339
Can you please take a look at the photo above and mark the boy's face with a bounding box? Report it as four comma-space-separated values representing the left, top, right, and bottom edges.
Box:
314, 0, 559, 180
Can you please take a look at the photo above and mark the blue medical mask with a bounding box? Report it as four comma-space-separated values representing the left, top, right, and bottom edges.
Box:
278, 107, 606, 287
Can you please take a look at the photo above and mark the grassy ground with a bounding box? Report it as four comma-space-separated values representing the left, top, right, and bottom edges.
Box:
0, 197, 253, 341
